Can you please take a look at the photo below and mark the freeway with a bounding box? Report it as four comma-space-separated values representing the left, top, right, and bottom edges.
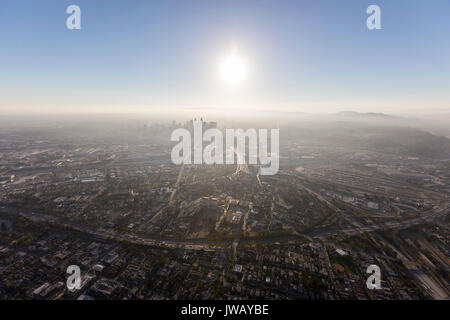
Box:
0, 200, 448, 250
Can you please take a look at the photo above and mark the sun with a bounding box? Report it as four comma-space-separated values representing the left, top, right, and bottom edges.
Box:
219, 52, 248, 87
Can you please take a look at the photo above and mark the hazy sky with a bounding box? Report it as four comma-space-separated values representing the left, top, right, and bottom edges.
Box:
1, 0, 449, 115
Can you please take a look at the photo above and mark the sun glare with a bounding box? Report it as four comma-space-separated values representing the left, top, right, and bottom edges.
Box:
219, 53, 248, 87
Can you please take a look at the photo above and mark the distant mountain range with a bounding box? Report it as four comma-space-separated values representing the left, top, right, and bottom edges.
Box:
335, 111, 396, 118
286, 124, 450, 158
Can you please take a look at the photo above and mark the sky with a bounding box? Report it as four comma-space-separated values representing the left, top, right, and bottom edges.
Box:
0, 0, 449, 115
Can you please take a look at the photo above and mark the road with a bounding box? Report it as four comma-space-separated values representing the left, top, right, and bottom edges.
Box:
1, 201, 447, 251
